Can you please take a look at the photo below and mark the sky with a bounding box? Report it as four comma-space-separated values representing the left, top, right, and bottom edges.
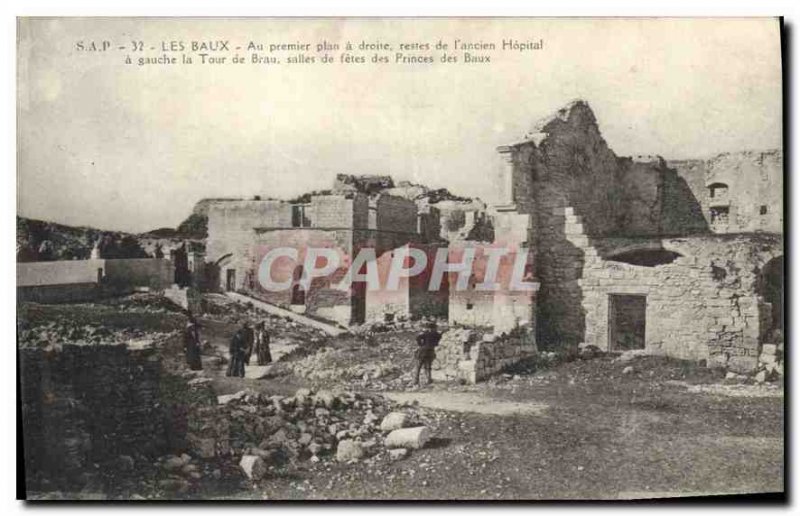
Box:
17, 17, 783, 232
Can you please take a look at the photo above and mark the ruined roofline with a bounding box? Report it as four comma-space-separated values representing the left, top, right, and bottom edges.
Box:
497, 99, 595, 150
528, 98, 592, 134
666, 148, 783, 163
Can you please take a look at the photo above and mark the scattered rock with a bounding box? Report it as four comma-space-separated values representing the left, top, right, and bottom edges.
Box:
117, 455, 134, 471
380, 411, 409, 432
188, 435, 216, 459
388, 448, 409, 460
622, 366, 634, 375
217, 390, 248, 405
336, 439, 364, 462
239, 455, 267, 480
161, 455, 186, 471
314, 390, 338, 409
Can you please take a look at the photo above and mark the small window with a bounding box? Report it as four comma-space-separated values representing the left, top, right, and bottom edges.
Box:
760, 205, 768, 215
291, 205, 311, 228
708, 182, 729, 199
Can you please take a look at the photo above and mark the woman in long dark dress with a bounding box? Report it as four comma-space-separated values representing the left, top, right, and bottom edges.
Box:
183, 319, 203, 371
226, 325, 247, 377
255, 321, 272, 365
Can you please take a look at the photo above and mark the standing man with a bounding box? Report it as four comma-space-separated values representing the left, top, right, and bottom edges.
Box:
183, 315, 203, 371
226, 323, 246, 378
414, 321, 442, 386
255, 321, 273, 365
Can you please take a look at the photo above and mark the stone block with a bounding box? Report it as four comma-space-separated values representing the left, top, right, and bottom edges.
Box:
380, 412, 409, 432
759, 353, 777, 365
239, 455, 266, 480
385, 427, 431, 449
336, 439, 364, 461
761, 343, 778, 356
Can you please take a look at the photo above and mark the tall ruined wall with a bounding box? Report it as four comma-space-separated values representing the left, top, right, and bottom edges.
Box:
206, 200, 291, 267
310, 194, 358, 228
248, 229, 355, 325
206, 196, 362, 294
670, 150, 783, 234
502, 100, 716, 347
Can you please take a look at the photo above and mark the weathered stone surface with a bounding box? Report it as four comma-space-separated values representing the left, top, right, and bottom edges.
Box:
761, 344, 778, 356
380, 412, 409, 432
388, 448, 409, 460
162, 455, 187, 471
239, 455, 267, 480
336, 439, 364, 461
385, 426, 430, 450
189, 434, 216, 459
217, 390, 248, 405
314, 390, 338, 409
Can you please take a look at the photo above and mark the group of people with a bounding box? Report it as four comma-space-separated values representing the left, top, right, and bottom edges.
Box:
226, 320, 272, 378
184, 310, 442, 387
182, 314, 273, 376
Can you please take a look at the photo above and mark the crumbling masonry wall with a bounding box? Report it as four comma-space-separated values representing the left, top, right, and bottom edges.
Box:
19, 342, 168, 488
579, 234, 782, 372
436, 327, 537, 384
207, 192, 435, 325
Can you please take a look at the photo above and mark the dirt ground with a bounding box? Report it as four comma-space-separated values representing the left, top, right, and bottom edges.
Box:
20, 295, 785, 501
197, 305, 784, 500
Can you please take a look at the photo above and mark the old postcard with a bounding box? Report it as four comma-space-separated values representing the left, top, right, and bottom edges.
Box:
16, 17, 784, 501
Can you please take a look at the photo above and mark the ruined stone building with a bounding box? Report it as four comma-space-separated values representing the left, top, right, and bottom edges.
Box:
489, 100, 783, 372
206, 178, 446, 327
205, 100, 781, 373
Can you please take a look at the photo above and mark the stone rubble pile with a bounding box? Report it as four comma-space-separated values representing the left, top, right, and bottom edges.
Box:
179, 386, 432, 482
754, 342, 784, 383
289, 347, 404, 383
17, 317, 175, 349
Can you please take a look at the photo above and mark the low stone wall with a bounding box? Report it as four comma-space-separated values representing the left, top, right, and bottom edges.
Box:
17, 283, 107, 304
17, 258, 174, 304
437, 327, 537, 383
104, 258, 174, 290
17, 259, 105, 287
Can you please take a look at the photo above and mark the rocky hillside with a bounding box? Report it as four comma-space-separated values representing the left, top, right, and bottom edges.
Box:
16, 216, 203, 262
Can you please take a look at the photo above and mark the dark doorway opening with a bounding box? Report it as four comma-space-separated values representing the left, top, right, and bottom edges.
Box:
225, 269, 236, 291
759, 256, 783, 341
350, 262, 367, 324
291, 266, 306, 305
608, 294, 646, 351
